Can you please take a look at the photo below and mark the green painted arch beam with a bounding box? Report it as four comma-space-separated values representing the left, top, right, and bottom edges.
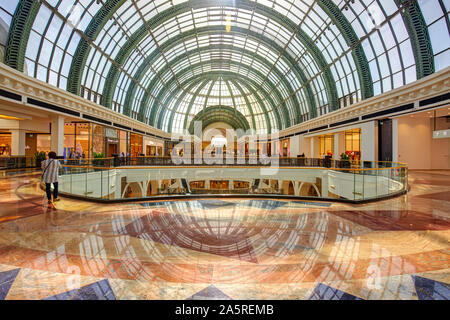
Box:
6, 0, 436, 121
166, 78, 212, 133
67, 0, 126, 95
139, 45, 298, 128
225, 80, 238, 112
165, 75, 271, 134
210, 79, 255, 131
154, 73, 260, 133
134, 44, 297, 124
230, 78, 272, 133
395, 0, 434, 78
161, 78, 211, 131
124, 25, 316, 123
145, 61, 289, 133
142, 60, 289, 132
188, 105, 251, 134
317, 0, 373, 99
4, 0, 40, 71
156, 77, 211, 132
99, 0, 338, 115
174, 71, 285, 132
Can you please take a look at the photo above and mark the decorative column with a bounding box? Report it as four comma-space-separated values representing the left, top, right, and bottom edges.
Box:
10, 129, 26, 156
334, 133, 339, 160
392, 119, 399, 162
361, 121, 376, 162
51, 115, 65, 156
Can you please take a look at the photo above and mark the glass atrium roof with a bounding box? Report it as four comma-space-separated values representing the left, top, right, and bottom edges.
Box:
1, 0, 449, 134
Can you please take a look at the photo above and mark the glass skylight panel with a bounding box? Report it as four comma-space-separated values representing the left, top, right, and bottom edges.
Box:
0, 0, 18, 23
2, 0, 446, 132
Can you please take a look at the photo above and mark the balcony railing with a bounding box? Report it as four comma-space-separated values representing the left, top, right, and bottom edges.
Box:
54, 159, 408, 203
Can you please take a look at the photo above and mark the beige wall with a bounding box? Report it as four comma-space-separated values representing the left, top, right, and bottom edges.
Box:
290, 136, 300, 157
430, 117, 449, 169
337, 132, 345, 160
398, 117, 431, 169
299, 136, 310, 157
397, 116, 449, 170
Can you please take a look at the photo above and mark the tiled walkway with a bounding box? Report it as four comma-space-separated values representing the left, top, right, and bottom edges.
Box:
0, 170, 448, 300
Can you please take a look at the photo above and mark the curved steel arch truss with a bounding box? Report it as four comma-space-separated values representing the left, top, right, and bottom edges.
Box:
161, 74, 281, 134
142, 62, 294, 134
123, 25, 318, 125
188, 105, 251, 135
97, 0, 339, 117
3, 0, 447, 135
135, 45, 303, 129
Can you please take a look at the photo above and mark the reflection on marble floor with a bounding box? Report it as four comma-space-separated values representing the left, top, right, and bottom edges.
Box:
0, 170, 448, 300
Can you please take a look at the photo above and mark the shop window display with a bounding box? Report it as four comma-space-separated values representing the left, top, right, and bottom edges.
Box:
92, 124, 105, 157
319, 135, 334, 158
0, 133, 11, 156
63, 123, 91, 159
130, 133, 143, 157
281, 139, 290, 157
345, 129, 361, 160
37, 134, 51, 154
119, 130, 129, 157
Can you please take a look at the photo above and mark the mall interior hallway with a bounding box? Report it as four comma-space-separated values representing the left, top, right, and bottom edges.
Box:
0, 170, 448, 300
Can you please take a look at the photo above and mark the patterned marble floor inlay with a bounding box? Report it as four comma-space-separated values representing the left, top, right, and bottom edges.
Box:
412, 275, 450, 300
0, 268, 20, 300
43, 280, 116, 300
0, 170, 448, 300
309, 283, 362, 300
187, 285, 233, 300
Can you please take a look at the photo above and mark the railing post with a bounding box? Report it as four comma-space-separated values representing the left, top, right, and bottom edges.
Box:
101, 169, 103, 199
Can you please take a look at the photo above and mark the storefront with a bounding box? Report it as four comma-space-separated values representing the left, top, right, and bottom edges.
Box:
130, 133, 143, 157
64, 122, 91, 158
345, 129, 361, 160
0, 132, 11, 156
62, 122, 132, 159
280, 138, 290, 157
143, 137, 164, 156
36, 134, 51, 154
105, 127, 119, 157
25, 133, 37, 158
318, 134, 334, 158
166, 140, 191, 157
260, 141, 272, 156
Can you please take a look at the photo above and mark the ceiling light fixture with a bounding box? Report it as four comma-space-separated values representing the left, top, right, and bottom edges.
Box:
0, 114, 24, 120
225, 14, 232, 33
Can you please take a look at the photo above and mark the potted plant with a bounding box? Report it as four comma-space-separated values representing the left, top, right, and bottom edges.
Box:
35, 151, 46, 168
93, 152, 105, 167
340, 152, 351, 168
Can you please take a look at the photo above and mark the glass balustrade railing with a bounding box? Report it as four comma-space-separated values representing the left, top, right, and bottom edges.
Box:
54, 159, 408, 203
0, 156, 36, 169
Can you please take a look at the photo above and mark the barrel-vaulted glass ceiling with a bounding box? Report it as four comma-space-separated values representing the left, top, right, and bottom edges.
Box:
1, 0, 449, 134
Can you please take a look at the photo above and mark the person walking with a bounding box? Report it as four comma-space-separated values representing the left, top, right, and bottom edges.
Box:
41, 151, 61, 204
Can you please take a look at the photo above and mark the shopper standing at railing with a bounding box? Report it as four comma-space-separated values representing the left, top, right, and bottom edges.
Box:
41, 151, 61, 205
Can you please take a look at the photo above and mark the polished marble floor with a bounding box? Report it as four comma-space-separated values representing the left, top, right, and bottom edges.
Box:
0, 170, 448, 300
